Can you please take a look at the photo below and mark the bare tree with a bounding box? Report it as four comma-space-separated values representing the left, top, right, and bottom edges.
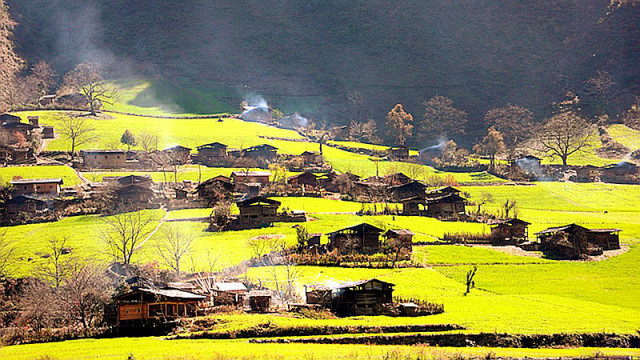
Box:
538, 111, 594, 168
60, 62, 117, 115
59, 261, 111, 329
100, 210, 155, 265
386, 104, 413, 146
138, 131, 159, 153
419, 95, 467, 142
57, 113, 97, 154
19, 280, 59, 332
474, 192, 494, 214
465, 266, 477, 295
35, 236, 72, 287
0, 230, 14, 278
383, 237, 411, 268
155, 223, 194, 277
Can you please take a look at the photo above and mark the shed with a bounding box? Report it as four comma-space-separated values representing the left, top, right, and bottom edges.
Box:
6, 195, 50, 220
304, 285, 332, 308
383, 229, 414, 253
327, 223, 384, 253
196, 176, 234, 204
387, 146, 410, 160
231, 171, 271, 186
116, 287, 205, 322
163, 145, 192, 165
42, 126, 55, 139
300, 151, 323, 165
424, 192, 466, 219
248, 290, 272, 312
287, 172, 318, 187
237, 196, 281, 220
535, 224, 621, 258
600, 161, 639, 184
490, 218, 531, 242
332, 279, 394, 316
242, 144, 278, 161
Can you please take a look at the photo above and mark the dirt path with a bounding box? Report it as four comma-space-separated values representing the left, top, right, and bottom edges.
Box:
134, 207, 169, 250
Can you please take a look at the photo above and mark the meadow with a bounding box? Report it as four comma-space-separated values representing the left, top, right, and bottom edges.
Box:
0, 165, 82, 186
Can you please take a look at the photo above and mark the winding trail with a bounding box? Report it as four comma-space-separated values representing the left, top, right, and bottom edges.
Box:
134, 207, 169, 250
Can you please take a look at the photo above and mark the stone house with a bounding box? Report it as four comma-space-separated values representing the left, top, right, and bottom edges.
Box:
82, 150, 127, 169
10, 178, 63, 197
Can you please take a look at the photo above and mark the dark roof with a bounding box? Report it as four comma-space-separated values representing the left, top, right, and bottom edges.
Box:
429, 186, 461, 194
163, 145, 192, 152
489, 218, 531, 226
287, 172, 317, 181
11, 178, 63, 185
425, 192, 466, 203
534, 224, 621, 235
245, 144, 278, 151
116, 287, 206, 301
197, 142, 227, 150
327, 222, 385, 236
389, 180, 428, 191
334, 278, 395, 290
81, 149, 126, 154
7, 195, 47, 204
603, 161, 638, 169
231, 171, 271, 177
383, 229, 414, 236
115, 175, 153, 186
237, 196, 281, 207
301, 151, 320, 156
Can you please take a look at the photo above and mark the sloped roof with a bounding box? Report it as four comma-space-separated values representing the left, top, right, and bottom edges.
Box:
117, 287, 206, 300
327, 222, 384, 235
81, 149, 126, 154
383, 229, 414, 236
237, 196, 281, 207
334, 278, 395, 290
11, 178, 63, 185
214, 282, 248, 292
231, 171, 272, 177
197, 142, 227, 149
489, 218, 531, 226
163, 145, 192, 152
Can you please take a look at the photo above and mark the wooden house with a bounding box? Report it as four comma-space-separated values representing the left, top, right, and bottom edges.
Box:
600, 161, 639, 184
383, 229, 414, 253
287, 172, 318, 187
248, 290, 272, 312
389, 180, 427, 201
116, 185, 155, 206
237, 196, 281, 220
242, 144, 278, 162
305, 285, 332, 308
163, 145, 192, 165
327, 223, 384, 254
300, 151, 323, 166
572, 165, 601, 183
489, 218, 530, 243
197, 142, 228, 166
0, 113, 21, 124
11, 178, 63, 197
116, 287, 205, 322
332, 279, 394, 316
387, 146, 410, 160
425, 192, 466, 219
114, 174, 153, 187
400, 195, 427, 216
5, 195, 50, 220
231, 171, 271, 186
42, 126, 55, 139
211, 282, 247, 306
196, 176, 234, 204
535, 224, 621, 258
81, 150, 127, 169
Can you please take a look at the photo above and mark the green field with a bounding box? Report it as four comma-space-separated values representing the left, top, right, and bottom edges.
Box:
0, 165, 82, 186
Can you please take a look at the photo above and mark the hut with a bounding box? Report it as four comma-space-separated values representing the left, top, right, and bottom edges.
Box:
304, 285, 332, 308
81, 150, 127, 169
237, 196, 281, 220
287, 172, 318, 187
5, 195, 50, 220
600, 161, 639, 184
248, 290, 272, 312
42, 126, 55, 139
383, 229, 414, 253
389, 180, 427, 201
424, 189, 466, 219
573, 165, 601, 183
197, 142, 229, 166
535, 224, 621, 258
489, 218, 531, 243
300, 151, 323, 166
10, 178, 63, 197
231, 171, 271, 186
196, 176, 233, 204
211, 282, 247, 306
114, 174, 153, 187
327, 223, 384, 254
115, 287, 205, 322
387, 146, 410, 160
332, 279, 394, 316
242, 144, 278, 162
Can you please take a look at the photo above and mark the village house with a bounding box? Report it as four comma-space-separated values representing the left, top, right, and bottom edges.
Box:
197, 142, 229, 166
210, 282, 248, 307
387, 146, 410, 161
287, 172, 318, 188
82, 150, 127, 169
5, 195, 51, 221
572, 165, 601, 183
327, 223, 385, 254
162, 145, 192, 165
332, 279, 395, 316
389, 180, 427, 201
27, 116, 39, 127
383, 229, 414, 254
242, 144, 278, 163
10, 178, 63, 197
329, 125, 349, 141
534, 224, 621, 259
196, 175, 234, 205
231, 170, 271, 195
300, 151, 323, 166
41, 126, 55, 139
600, 161, 639, 184
489, 218, 531, 243
400, 186, 466, 219
248, 290, 272, 312
304, 285, 333, 308
115, 287, 206, 323
237, 196, 281, 221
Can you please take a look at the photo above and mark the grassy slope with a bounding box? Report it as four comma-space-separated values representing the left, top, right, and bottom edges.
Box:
0, 165, 82, 186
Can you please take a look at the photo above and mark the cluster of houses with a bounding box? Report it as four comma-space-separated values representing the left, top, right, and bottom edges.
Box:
511, 155, 639, 184
115, 276, 404, 324
0, 114, 53, 165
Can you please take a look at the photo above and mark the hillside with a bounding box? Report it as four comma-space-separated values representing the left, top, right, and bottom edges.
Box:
6, 0, 640, 144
